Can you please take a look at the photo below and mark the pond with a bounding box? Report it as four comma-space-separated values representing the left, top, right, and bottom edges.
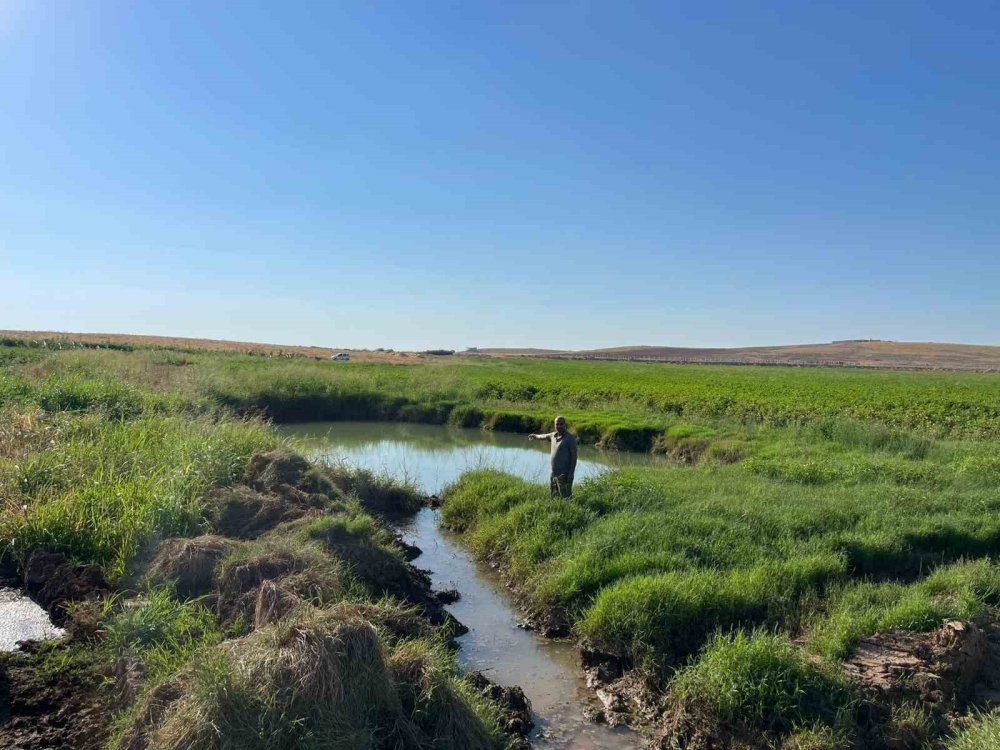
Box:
283, 420, 666, 496
285, 421, 648, 749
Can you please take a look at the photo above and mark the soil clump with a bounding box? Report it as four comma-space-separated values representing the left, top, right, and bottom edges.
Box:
144, 535, 235, 599
206, 485, 325, 539
844, 618, 1000, 747
434, 588, 461, 604
22, 550, 109, 626
581, 651, 663, 730
467, 671, 534, 749
2, 450, 514, 749
117, 609, 502, 750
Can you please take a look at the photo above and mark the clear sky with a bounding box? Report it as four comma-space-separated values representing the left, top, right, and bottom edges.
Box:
2, 1, 998, 350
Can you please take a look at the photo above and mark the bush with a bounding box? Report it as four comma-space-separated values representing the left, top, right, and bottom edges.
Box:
482, 411, 545, 434
597, 425, 661, 452
448, 405, 484, 428
745, 456, 838, 485
652, 423, 719, 462
38, 378, 146, 420
813, 419, 932, 459
705, 439, 750, 464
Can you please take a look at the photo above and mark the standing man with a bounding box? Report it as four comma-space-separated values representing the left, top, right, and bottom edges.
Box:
529, 415, 578, 498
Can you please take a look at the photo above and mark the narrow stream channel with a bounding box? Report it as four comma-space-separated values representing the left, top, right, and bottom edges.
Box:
285, 421, 654, 749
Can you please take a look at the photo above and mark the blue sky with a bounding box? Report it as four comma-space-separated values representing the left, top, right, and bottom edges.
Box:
2, 1, 998, 350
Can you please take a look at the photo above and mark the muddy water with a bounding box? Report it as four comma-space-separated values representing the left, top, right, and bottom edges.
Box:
286, 421, 648, 749
0, 588, 65, 651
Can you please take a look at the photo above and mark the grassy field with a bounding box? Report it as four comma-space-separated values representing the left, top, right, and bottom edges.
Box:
2, 339, 1000, 748
0, 344, 514, 749
3, 341, 999, 442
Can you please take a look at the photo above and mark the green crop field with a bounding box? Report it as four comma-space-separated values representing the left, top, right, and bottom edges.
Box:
4, 342, 999, 439
2, 339, 1000, 748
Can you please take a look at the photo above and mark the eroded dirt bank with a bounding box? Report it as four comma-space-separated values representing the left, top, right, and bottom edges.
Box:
0, 451, 529, 750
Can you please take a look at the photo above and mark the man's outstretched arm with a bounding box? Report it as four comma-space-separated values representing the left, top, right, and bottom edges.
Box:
528, 431, 554, 441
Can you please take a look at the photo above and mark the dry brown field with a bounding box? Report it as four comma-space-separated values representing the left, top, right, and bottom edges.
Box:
477, 340, 1000, 371
0, 330, 413, 363
5, 331, 999, 371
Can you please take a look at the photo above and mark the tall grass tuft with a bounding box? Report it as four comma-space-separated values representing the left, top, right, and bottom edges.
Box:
670, 630, 857, 738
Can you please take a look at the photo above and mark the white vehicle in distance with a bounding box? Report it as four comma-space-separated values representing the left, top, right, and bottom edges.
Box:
330, 352, 351, 362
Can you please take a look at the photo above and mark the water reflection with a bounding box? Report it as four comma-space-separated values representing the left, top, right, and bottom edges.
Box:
282, 421, 665, 495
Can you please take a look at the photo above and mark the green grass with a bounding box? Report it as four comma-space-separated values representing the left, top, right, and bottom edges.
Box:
578, 556, 844, 666
670, 630, 856, 737
442, 439, 1000, 669
0, 348, 515, 749
101, 588, 225, 680
946, 713, 1000, 749
0, 411, 276, 579
7, 345, 1000, 442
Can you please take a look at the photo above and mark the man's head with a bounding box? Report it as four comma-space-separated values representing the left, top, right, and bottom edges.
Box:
554, 415, 567, 434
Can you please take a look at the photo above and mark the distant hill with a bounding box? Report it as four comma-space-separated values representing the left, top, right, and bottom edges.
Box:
476, 341, 1000, 371
4, 331, 998, 371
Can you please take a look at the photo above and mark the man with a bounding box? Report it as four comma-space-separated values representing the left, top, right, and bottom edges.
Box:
529, 415, 578, 498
